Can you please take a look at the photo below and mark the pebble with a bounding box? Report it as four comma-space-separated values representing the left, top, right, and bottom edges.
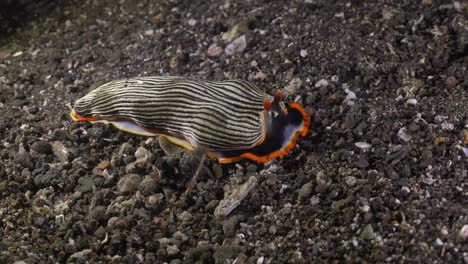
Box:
354, 156, 369, 168
254, 71, 268, 80
401, 186, 411, 195
300, 49, 308, 57
214, 176, 257, 219
88, 205, 107, 224
314, 79, 328, 88
360, 224, 376, 240
225, 35, 247, 56
398, 127, 411, 142
166, 245, 180, 256
205, 200, 220, 213
117, 174, 142, 194
173, 231, 188, 242
213, 164, 223, 178
146, 193, 164, 208
298, 182, 313, 200
460, 130, 468, 145
222, 216, 239, 236
345, 176, 357, 187
459, 225, 468, 240
316, 171, 328, 185
355, 142, 371, 150
405, 98, 418, 107
52, 141, 69, 162
16, 146, 33, 169
222, 21, 248, 43
138, 174, 159, 196
187, 18, 197, 26
31, 141, 52, 154
207, 45, 223, 57
76, 177, 94, 193
285, 78, 303, 95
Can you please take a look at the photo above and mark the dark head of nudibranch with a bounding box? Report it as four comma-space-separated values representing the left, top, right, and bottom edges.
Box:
207, 89, 311, 163
68, 76, 310, 164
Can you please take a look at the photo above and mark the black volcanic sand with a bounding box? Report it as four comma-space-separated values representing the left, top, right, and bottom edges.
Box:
0, 0, 467, 263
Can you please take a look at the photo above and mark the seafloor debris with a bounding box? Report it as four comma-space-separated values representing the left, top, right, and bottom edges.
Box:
225, 35, 247, 56
214, 176, 257, 219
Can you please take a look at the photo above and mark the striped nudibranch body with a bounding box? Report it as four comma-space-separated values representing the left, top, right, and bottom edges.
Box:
69, 76, 310, 163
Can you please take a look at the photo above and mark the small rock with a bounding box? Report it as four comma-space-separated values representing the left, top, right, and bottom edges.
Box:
401, 186, 411, 195
300, 49, 308, 57
207, 45, 223, 57
360, 224, 376, 240
460, 130, 468, 145
421, 177, 435, 185
135, 147, 150, 161
166, 245, 179, 256
225, 35, 247, 56
405, 98, 418, 107
69, 249, 93, 260
298, 182, 313, 200
461, 147, 468, 158
314, 79, 328, 88
316, 170, 328, 185
285, 78, 303, 95
434, 238, 444, 246
344, 88, 357, 106
459, 225, 468, 240
88, 205, 107, 224
146, 193, 164, 208
355, 142, 371, 150
77, 177, 94, 193
446, 76, 458, 86
34, 171, 58, 188
398, 127, 411, 142
117, 174, 142, 194
52, 141, 69, 162
382, 8, 394, 20
139, 174, 160, 196
144, 29, 154, 36
214, 176, 257, 218
173, 231, 188, 242
187, 18, 197, 26
31, 141, 52, 154
434, 136, 450, 145
205, 200, 220, 213
222, 21, 248, 43
16, 146, 33, 169
223, 216, 239, 236
213, 164, 223, 178
440, 227, 449, 236
345, 176, 357, 187
354, 156, 369, 168
422, 0, 432, 5
254, 72, 268, 80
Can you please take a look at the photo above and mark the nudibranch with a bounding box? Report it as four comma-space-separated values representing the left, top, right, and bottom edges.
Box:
69, 76, 310, 163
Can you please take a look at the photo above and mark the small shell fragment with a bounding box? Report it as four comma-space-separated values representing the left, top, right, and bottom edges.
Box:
214, 176, 257, 219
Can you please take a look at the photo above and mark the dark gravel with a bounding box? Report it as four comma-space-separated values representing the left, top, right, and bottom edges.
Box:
0, 0, 467, 263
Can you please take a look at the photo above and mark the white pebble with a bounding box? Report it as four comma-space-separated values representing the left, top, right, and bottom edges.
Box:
300, 49, 308, 57
225, 35, 247, 56
398, 127, 411, 142
355, 142, 372, 149
188, 18, 197, 26
460, 225, 468, 240
405, 98, 418, 107
314, 79, 328, 88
